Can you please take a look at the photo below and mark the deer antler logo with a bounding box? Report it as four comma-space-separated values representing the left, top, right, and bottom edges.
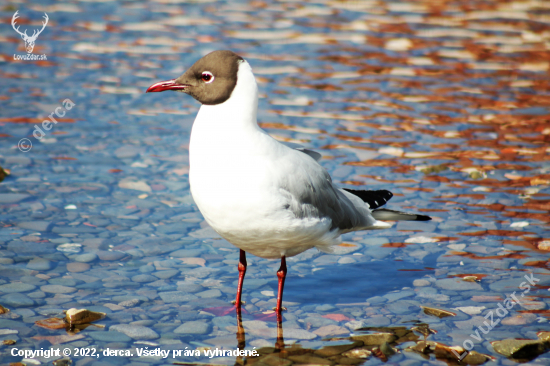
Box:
11, 11, 49, 54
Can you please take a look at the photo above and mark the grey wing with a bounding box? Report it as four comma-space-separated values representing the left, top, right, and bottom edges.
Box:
278, 150, 376, 231
280, 141, 322, 162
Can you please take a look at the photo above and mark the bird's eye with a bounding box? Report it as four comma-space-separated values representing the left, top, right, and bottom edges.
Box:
201, 72, 214, 83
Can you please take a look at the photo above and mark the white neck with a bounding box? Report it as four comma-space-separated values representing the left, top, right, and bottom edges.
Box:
189, 60, 265, 174
194, 60, 259, 131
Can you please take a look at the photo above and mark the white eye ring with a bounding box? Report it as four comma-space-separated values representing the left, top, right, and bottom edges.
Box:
201, 71, 214, 83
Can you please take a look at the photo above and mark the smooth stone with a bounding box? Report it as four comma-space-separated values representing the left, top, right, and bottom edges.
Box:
147, 280, 170, 288
56, 243, 82, 254
52, 226, 97, 234
363, 246, 396, 259
385, 300, 420, 315
86, 305, 113, 314
156, 223, 190, 234
313, 325, 349, 337
303, 316, 337, 328
314, 255, 339, 264
132, 274, 158, 283
1, 293, 35, 307
7, 240, 53, 255
119, 179, 151, 192
159, 291, 198, 303
104, 281, 139, 289
519, 299, 546, 310
314, 341, 360, 357
0, 194, 30, 204
196, 289, 222, 298
331, 244, 360, 255
316, 304, 336, 312
363, 316, 391, 327
352, 333, 396, 346
288, 355, 332, 365
413, 279, 430, 287
48, 278, 78, 287
176, 283, 204, 293
112, 295, 148, 303
74, 253, 98, 263
132, 223, 154, 233
27, 291, 46, 299
338, 257, 356, 264
384, 290, 414, 302
454, 316, 486, 330
97, 251, 126, 261
418, 286, 443, 295
110, 324, 159, 340
82, 238, 106, 249
243, 279, 269, 290
108, 312, 134, 323
0, 329, 18, 335
131, 320, 156, 327
174, 321, 211, 335
115, 145, 142, 158
67, 262, 90, 273
282, 328, 317, 340
501, 313, 537, 325
5, 156, 31, 165
188, 227, 219, 239
345, 320, 367, 330
89, 330, 132, 342
0, 283, 36, 293
242, 320, 268, 330
118, 299, 142, 307
492, 338, 547, 359
139, 265, 155, 273
153, 270, 179, 279
360, 237, 389, 245
40, 285, 76, 294
0, 318, 32, 328
417, 292, 450, 301
366, 296, 387, 304
490, 277, 538, 292
49, 238, 72, 244
435, 278, 482, 291
453, 306, 486, 315
212, 316, 235, 329
170, 249, 205, 258
258, 354, 292, 366
16, 221, 52, 231
246, 325, 317, 340
20, 235, 41, 242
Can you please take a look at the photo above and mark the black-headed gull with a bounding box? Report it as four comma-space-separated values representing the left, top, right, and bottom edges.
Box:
146, 50, 431, 319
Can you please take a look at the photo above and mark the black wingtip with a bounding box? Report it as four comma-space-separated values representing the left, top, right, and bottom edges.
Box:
343, 188, 393, 209
416, 215, 432, 221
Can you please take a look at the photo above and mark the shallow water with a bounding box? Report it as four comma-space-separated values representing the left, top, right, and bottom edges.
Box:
1, 0, 550, 365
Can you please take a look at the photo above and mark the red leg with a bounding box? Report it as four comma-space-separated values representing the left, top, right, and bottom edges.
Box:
234, 249, 247, 311
276, 255, 287, 321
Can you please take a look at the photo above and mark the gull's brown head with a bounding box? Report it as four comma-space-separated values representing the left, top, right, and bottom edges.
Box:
146, 50, 244, 105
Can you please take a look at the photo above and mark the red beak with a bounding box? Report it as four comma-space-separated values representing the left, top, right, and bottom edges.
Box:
146, 79, 188, 93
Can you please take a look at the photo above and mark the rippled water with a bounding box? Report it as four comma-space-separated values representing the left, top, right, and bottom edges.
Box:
1, 0, 550, 365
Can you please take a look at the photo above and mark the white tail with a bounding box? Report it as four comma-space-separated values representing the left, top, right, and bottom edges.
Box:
12, 11, 48, 54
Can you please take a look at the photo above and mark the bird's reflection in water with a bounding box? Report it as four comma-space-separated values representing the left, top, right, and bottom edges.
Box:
234, 308, 284, 366
231, 312, 494, 366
